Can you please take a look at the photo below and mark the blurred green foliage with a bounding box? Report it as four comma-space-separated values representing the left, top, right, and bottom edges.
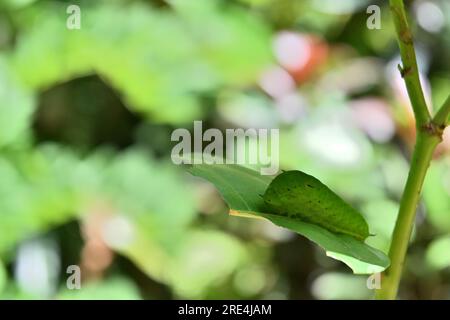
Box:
0, 0, 449, 299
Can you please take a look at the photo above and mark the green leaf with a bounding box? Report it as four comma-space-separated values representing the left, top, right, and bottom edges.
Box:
189, 164, 390, 274
190, 163, 272, 216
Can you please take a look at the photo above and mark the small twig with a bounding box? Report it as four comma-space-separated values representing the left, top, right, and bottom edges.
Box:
433, 95, 450, 128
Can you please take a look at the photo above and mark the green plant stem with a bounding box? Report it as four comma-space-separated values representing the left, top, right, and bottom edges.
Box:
375, 132, 440, 299
375, 0, 450, 299
390, 0, 430, 128
433, 95, 450, 127
375, 0, 449, 299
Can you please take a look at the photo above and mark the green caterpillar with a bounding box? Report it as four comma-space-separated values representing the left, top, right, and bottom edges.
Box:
263, 170, 370, 241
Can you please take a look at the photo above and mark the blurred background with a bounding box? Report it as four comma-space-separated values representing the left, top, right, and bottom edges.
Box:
0, 0, 449, 300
